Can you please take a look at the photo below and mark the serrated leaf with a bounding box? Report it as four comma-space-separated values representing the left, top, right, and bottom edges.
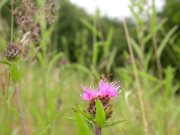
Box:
105, 120, 125, 127
75, 111, 91, 135
95, 100, 106, 128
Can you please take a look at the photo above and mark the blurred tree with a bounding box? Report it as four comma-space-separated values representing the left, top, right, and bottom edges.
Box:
160, 0, 180, 80
55, 0, 92, 62
54, 0, 135, 68
162, 0, 180, 30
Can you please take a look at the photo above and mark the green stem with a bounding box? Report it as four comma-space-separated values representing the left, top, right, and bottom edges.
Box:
14, 84, 28, 135
11, 0, 14, 43
95, 125, 102, 135
123, 21, 149, 135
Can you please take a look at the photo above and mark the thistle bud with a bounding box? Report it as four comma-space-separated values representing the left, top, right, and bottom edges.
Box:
6, 43, 21, 60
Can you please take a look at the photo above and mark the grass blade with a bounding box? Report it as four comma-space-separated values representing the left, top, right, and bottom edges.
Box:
157, 26, 178, 58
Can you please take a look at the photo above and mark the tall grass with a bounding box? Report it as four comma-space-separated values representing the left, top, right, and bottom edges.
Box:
0, 0, 180, 135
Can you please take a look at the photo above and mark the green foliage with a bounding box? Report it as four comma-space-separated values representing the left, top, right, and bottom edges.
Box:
95, 100, 106, 128
75, 111, 91, 135
75, 104, 94, 122
105, 120, 125, 127
157, 26, 178, 58
0, 0, 8, 10
161, 0, 180, 28
160, 0, 180, 80
10, 63, 21, 82
0, 0, 180, 135
54, 0, 134, 73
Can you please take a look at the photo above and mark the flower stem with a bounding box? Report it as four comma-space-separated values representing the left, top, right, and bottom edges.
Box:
123, 21, 149, 135
11, 0, 14, 43
95, 126, 102, 135
14, 84, 28, 135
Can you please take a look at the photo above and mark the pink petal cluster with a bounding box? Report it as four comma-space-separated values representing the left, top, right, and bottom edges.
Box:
81, 80, 120, 101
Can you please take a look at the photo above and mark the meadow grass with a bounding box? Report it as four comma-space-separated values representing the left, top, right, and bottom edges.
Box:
0, 0, 180, 135
0, 64, 180, 135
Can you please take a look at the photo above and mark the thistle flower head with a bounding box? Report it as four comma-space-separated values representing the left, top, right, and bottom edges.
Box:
98, 80, 120, 98
6, 43, 21, 60
81, 79, 120, 119
81, 86, 97, 101
81, 79, 120, 101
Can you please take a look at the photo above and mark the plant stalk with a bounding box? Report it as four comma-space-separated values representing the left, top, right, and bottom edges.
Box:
14, 84, 28, 135
11, 0, 14, 43
152, 36, 163, 81
95, 126, 102, 135
123, 21, 150, 135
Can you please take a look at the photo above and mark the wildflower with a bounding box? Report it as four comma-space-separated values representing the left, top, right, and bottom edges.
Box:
98, 80, 120, 98
81, 86, 98, 101
6, 43, 21, 60
81, 79, 120, 119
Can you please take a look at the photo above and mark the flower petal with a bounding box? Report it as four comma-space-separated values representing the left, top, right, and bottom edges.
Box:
81, 86, 97, 101
98, 80, 120, 98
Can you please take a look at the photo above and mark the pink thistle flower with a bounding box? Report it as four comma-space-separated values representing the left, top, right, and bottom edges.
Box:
81, 80, 120, 101
81, 79, 120, 119
98, 80, 120, 98
81, 86, 97, 101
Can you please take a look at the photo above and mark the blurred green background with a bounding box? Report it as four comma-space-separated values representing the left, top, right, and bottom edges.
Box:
0, 0, 180, 135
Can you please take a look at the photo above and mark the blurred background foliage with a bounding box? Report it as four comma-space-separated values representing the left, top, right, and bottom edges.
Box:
0, 0, 180, 134
0, 0, 179, 80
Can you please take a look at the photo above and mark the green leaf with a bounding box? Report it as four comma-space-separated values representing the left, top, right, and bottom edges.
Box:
164, 66, 175, 98
64, 117, 75, 121
144, 50, 152, 71
144, 19, 166, 44
105, 120, 125, 127
138, 71, 160, 83
81, 19, 102, 38
157, 26, 178, 58
0, 60, 11, 66
76, 104, 94, 122
103, 28, 113, 58
131, 39, 142, 59
75, 111, 91, 135
10, 63, 21, 82
129, 4, 144, 26
106, 48, 117, 73
0, 0, 8, 10
147, 83, 163, 98
95, 100, 106, 128
150, 0, 157, 34
45, 53, 62, 90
